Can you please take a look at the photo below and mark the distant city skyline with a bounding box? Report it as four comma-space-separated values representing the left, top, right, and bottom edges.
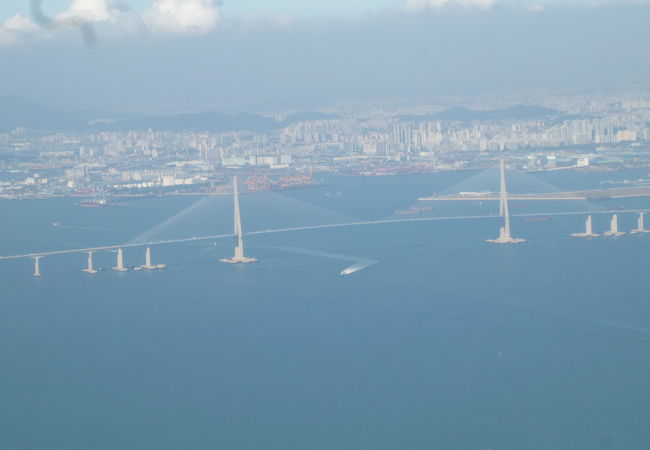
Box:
2, 88, 650, 203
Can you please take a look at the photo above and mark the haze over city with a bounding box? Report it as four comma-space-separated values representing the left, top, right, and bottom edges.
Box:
3, 2, 650, 450
1, 0, 650, 111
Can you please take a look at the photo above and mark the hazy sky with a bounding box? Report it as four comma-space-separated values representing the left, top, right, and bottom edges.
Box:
1, 1, 649, 112
0, 0, 403, 22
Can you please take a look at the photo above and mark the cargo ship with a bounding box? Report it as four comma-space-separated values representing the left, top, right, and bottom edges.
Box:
395, 208, 420, 215
77, 198, 126, 207
275, 174, 325, 192
79, 199, 109, 207
244, 172, 325, 192
523, 216, 552, 222
395, 204, 435, 215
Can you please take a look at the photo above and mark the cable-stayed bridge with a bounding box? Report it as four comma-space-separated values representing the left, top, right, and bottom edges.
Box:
3, 209, 650, 269
3, 168, 650, 276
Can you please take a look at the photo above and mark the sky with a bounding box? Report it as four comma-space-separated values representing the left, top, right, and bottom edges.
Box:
0, 0, 404, 22
1, 1, 650, 112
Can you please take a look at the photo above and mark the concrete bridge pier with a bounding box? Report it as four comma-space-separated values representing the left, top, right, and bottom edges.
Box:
83, 251, 98, 274
571, 214, 600, 237
604, 214, 625, 237
630, 212, 650, 234
141, 246, 165, 270
112, 248, 128, 272
33, 256, 42, 277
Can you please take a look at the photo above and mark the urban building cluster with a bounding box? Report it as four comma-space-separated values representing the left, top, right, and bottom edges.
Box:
2, 91, 650, 200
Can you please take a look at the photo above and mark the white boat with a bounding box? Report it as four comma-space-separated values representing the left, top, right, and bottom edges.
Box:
340, 263, 365, 276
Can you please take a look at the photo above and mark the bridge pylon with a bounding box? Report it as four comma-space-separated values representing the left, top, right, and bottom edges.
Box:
487, 158, 526, 244
221, 176, 258, 264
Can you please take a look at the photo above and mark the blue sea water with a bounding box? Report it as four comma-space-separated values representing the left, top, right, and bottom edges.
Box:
1, 168, 650, 450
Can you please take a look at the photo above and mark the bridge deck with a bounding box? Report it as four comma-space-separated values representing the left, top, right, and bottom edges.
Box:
2, 209, 649, 261
418, 186, 650, 201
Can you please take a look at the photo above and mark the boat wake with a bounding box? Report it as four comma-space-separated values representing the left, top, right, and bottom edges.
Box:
262, 246, 378, 275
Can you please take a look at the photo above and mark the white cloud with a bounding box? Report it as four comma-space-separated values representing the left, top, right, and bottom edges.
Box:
30, 0, 130, 47
1, 0, 648, 49
404, 0, 501, 11
4, 13, 40, 32
0, 13, 41, 47
143, 0, 222, 35
0, 0, 222, 48
54, 0, 118, 23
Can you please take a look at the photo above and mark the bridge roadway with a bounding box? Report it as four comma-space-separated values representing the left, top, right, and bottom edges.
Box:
418, 186, 650, 201
2, 208, 650, 261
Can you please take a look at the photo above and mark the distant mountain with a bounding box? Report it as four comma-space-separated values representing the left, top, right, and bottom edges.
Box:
0, 97, 341, 133
282, 111, 341, 123
398, 105, 560, 122
95, 111, 278, 133
0, 96, 91, 131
